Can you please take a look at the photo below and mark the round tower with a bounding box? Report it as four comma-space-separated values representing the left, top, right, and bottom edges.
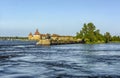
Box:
33, 29, 41, 40
28, 32, 33, 40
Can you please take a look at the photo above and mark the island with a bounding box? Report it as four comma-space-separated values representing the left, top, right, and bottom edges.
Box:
28, 29, 82, 45
28, 22, 120, 45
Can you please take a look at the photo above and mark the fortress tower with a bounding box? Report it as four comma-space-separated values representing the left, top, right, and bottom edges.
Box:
33, 29, 41, 40
28, 32, 33, 40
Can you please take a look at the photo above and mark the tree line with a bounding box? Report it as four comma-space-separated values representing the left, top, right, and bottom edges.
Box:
0, 36, 28, 40
76, 23, 120, 43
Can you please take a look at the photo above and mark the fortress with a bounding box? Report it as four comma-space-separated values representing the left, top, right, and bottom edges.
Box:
28, 29, 51, 40
28, 29, 81, 45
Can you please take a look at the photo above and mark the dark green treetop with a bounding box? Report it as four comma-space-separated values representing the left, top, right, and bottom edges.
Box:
76, 22, 111, 43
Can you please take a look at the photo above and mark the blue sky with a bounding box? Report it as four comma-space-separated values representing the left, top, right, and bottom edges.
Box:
0, 0, 120, 36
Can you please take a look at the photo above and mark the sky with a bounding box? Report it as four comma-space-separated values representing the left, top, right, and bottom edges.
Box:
0, 0, 120, 36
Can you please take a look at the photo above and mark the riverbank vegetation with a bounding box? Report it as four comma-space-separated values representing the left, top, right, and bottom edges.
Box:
76, 23, 120, 43
0, 36, 28, 40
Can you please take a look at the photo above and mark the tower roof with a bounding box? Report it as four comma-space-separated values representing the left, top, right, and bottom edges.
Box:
34, 29, 40, 35
29, 32, 33, 36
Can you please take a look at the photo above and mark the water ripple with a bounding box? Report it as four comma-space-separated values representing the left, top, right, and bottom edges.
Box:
0, 41, 120, 78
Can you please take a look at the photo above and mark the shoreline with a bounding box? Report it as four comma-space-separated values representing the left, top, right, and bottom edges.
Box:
0, 39, 120, 45
36, 39, 83, 45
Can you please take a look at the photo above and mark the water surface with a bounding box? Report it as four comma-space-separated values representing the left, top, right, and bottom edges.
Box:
0, 40, 120, 78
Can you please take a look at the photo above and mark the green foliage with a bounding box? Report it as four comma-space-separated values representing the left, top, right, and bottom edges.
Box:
111, 36, 120, 42
104, 32, 111, 43
76, 22, 120, 43
76, 23, 120, 43
76, 22, 105, 43
0, 37, 28, 40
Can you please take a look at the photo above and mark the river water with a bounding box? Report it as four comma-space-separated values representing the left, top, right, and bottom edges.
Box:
0, 40, 120, 78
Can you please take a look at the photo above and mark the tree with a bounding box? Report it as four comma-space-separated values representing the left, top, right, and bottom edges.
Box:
94, 29, 105, 42
111, 36, 120, 42
104, 32, 111, 43
76, 23, 97, 43
76, 22, 120, 43
76, 22, 107, 43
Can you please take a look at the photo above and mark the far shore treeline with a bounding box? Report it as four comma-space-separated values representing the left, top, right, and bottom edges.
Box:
76, 22, 120, 43
0, 36, 28, 40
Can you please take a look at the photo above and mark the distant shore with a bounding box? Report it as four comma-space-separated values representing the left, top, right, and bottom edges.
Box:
0, 37, 28, 41
0, 36, 120, 46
